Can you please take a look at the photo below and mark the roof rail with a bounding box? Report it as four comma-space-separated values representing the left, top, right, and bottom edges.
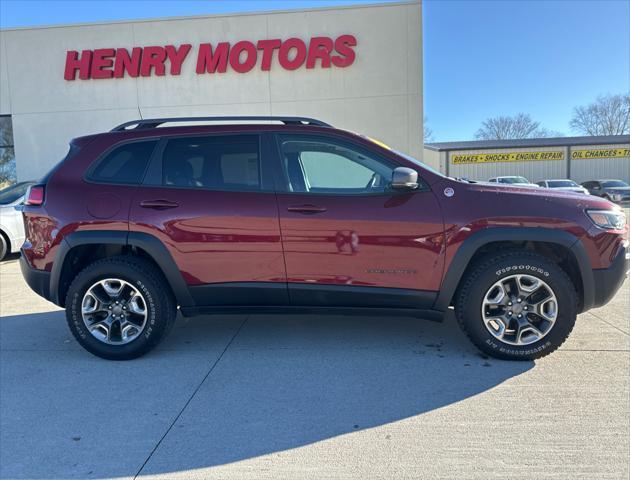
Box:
111, 116, 331, 132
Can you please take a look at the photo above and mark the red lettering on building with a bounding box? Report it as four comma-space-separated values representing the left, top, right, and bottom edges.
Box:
113, 48, 142, 78
64, 35, 357, 80
278, 38, 307, 70
64, 50, 92, 80
196, 43, 230, 74
256, 39, 282, 71
165, 44, 192, 75
230, 41, 257, 73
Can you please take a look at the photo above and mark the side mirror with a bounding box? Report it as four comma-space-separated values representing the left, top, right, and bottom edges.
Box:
391, 167, 419, 190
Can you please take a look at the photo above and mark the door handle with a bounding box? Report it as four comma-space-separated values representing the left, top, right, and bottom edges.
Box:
287, 204, 327, 214
139, 199, 179, 210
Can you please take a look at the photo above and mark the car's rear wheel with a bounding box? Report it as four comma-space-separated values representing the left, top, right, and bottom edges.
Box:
65, 256, 176, 360
0, 233, 7, 261
456, 251, 578, 360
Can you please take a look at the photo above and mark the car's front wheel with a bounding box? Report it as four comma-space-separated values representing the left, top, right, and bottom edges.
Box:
65, 256, 176, 360
456, 251, 578, 360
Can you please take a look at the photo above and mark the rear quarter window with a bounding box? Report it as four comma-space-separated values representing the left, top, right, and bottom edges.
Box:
88, 140, 157, 185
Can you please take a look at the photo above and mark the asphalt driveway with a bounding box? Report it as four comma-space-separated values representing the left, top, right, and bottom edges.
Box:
1, 254, 628, 480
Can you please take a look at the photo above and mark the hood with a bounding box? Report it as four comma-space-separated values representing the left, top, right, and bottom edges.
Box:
455, 179, 614, 208
606, 186, 630, 193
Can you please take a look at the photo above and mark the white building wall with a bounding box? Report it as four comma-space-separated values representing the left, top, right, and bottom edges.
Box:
421, 147, 441, 171
569, 144, 630, 184
0, 1, 423, 181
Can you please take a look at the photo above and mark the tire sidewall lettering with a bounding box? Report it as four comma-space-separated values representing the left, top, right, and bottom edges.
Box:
496, 264, 549, 277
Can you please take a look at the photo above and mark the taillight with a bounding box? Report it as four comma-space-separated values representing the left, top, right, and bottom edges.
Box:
25, 185, 45, 206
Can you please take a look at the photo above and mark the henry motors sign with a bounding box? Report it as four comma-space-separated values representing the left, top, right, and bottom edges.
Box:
64, 35, 357, 80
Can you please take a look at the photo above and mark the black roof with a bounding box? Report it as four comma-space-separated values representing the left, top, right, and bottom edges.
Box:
425, 135, 630, 151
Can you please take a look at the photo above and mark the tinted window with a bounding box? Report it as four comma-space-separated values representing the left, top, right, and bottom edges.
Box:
90, 141, 157, 184
499, 177, 529, 184
277, 136, 393, 194
603, 180, 629, 188
0, 181, 33, 205
548, 180, 578, 188
162, 135, 260, 190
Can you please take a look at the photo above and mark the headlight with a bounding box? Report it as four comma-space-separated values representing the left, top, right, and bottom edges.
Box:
611, 194, 623, 201
586, 209, 626, 230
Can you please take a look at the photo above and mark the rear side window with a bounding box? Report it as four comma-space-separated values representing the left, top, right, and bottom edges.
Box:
161, 135, 260, 191
89, 140, 157, 184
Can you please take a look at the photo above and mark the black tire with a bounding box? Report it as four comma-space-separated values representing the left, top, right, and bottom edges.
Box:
0, 233, 7, 261
455, 251, 578, 361
65, 255, 176, 360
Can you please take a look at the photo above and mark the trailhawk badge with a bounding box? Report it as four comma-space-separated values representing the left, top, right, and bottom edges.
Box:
444, 187, 455, 197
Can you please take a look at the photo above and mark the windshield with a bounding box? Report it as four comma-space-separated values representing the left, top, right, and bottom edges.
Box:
548, 180, 578, 188
0, 182, 33, 205
603, 180, 629, 188
499, 177, 529, 184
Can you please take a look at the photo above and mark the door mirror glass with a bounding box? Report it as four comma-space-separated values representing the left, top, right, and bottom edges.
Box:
391, 167, 419, 190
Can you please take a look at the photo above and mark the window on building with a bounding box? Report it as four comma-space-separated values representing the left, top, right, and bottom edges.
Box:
161, 135, 261, 190
0, 116, 16, 188
89, 140, 157, 184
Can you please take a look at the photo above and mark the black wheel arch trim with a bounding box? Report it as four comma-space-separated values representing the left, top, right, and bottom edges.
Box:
50, 230, 194, 307
434, 227, 594, 313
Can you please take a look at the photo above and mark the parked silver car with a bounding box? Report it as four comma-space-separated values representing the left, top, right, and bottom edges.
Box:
0, 181, 34, 260
536, 179, 589, 195
488, 176, 539, 187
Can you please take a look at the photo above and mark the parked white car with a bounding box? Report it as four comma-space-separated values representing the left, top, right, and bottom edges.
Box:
536, 179, 589, 195
0, 181, 34, 260
488, 176, 539, 187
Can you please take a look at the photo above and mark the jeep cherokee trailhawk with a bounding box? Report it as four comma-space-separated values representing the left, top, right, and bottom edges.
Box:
20, 116, 629, 360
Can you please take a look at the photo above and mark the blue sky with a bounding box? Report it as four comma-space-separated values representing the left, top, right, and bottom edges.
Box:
1, 0, 628, 141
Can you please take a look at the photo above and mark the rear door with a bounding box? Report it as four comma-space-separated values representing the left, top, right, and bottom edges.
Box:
129, 132, 287, 306
271, 133, 444, 308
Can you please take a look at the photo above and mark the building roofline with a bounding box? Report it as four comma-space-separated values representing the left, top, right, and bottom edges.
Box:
425, 135, 630, 151
0, 1, 419, 32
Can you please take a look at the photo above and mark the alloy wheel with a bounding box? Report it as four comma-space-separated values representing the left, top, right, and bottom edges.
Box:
81, 278, 148, 345
481, 274, 558, 346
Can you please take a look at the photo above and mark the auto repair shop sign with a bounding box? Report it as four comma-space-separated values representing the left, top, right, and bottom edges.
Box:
64, 35, 357, 80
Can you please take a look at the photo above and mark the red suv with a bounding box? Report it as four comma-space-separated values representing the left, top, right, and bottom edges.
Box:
20, 117, 629, 360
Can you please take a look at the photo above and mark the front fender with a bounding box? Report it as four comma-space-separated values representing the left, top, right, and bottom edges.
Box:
433, 227, 594, 313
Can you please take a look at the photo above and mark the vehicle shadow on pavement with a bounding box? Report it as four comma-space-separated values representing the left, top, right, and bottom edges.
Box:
0, 309, 534, 479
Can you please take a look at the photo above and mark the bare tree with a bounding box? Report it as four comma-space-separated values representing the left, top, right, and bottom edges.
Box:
570, 93, 630, 136
474, 113, 558, 140
423, 116, 434, 142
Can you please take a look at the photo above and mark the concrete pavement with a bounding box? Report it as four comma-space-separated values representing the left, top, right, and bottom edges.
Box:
1, 254, 628, 479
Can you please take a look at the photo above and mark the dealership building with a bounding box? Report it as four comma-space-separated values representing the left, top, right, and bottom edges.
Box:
0, 1, 423, 183
1, 0, 628, 186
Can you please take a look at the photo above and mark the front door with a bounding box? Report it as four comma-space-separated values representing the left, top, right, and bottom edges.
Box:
272, 133, 444, 308
129, 132, 287, 306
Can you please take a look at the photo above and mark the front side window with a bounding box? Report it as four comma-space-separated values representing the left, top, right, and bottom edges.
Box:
90, 140, 157, 184
161, 135, 260, 191
277, 135, 393, 194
